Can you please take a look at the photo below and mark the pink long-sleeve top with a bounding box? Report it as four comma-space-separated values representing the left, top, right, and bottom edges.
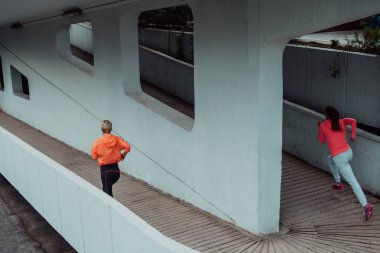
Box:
318, 118, 357, 157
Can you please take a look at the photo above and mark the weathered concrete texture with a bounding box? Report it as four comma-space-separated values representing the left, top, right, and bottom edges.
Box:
0, 196, 41, 253
0, 175, 75, 253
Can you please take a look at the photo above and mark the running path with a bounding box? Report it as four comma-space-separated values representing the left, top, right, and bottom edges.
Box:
0, 111, 378, 253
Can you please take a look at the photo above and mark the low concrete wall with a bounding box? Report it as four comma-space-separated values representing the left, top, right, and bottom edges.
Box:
283, 45, 380, 129
139, 28, 193, 64
0, 127, 199, 253
139, 46, 194, 105
283, 100, 380, 195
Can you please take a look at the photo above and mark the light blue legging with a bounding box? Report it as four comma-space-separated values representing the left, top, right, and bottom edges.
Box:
327, 148, 367, 207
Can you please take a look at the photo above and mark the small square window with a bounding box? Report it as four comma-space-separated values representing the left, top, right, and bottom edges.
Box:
10, 66, 29, 99
70, 22, 94, 65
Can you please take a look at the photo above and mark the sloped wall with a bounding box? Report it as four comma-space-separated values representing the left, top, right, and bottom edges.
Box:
0, 127, 199, 253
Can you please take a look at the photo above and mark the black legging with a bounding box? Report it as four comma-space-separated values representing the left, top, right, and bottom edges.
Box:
100, 163, 120, 197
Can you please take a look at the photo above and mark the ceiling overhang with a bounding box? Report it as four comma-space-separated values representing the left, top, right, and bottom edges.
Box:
0, 0, 122, 27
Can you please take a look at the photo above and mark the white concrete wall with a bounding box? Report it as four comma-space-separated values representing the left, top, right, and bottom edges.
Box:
283, 100, 380, 195
0, 127, 199, 253
1, 0, 380, 235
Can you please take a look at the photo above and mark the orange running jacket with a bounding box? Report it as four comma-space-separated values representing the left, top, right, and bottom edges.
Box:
318, 118, 357, 157
91, 133, 131, 165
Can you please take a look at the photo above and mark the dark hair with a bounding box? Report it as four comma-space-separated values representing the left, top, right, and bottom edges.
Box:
324, 106, 341, 131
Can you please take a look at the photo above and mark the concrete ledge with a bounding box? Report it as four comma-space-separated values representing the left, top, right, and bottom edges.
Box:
284, 100, 380, 142
283, 100, 380, 195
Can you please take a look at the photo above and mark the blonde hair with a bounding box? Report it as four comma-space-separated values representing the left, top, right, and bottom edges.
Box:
101, 120, 112, 133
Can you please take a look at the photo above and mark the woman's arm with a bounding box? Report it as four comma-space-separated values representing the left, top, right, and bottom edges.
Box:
118, 137, 131, 159
91, 143, 98, 160
343, 118, 357, 141
318, 123, 325, 144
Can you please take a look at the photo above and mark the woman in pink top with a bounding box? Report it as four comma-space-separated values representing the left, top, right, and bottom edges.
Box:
318, 106, 373, 221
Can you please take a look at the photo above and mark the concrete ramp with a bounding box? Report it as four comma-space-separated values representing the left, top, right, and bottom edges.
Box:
0, 111, 378, 252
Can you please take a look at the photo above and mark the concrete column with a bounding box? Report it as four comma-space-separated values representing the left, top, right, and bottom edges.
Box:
256, 42, 285, 233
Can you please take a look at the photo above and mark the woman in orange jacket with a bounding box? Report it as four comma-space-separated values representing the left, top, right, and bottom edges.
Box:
91, 120, 130, 197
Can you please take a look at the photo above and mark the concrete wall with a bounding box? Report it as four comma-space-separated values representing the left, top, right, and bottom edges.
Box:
283, 100, 380, 195
284, 45, 380, 129
139, 46, 194, 104
0, 127, 199, 253
0, 0, 262, 234
1, 0, 380, 235
138, 28, 194, 64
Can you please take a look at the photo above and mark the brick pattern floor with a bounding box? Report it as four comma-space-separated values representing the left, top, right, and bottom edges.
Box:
0, 110, 379, 253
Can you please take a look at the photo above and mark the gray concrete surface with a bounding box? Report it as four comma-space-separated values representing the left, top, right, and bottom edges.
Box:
283, 44, 380, 128
0, 194, 41, 253
138, 28, 194, 64
139, 46, 194, 105
0, 175, 75, 253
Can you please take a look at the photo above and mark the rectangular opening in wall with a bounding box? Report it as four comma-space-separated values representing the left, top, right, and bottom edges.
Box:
10, 66, 29, 99
283, 13, 380, 136
0, 56, 4, 91
70, 22, 94, 65
138, 5, 195, 119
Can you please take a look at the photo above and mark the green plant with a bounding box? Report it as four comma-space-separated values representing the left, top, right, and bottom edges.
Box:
330, 39, 340, 47
344, 22, 380, 53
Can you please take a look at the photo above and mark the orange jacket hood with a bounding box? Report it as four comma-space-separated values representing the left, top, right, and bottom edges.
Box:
100, 134, 118, 148
91, 133, 131, 166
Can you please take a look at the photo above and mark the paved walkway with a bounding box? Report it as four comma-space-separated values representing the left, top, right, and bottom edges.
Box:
0, 111, 378, 253
0, 175, 75, 253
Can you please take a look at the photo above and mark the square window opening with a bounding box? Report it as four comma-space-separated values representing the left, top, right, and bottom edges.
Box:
70, 22, 94, 65
138, 5, 195, 119
10, 66, 30, 99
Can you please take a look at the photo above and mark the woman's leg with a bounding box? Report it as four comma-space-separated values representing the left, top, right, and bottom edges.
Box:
327, 155, 341, 183
100, 164, 120, 197
332, 149, 367, 207
101, 170, 113, 196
